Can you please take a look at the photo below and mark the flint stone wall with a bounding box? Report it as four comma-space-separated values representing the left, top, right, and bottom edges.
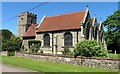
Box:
16, 53, 119, 70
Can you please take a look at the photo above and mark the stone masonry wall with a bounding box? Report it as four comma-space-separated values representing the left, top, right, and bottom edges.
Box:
16, 53, 119, 70
35, 30, 83, 54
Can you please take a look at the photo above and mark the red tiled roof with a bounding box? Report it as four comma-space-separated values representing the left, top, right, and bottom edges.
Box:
22, 24, 38, 37
37, 10, 86, 32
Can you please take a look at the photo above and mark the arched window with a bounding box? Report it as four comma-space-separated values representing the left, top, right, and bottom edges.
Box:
64, 32, 72, 46
44, 34, 50, 46
94, 26, 97, 39
92, 27, 94, 39
85, 23, 90, 39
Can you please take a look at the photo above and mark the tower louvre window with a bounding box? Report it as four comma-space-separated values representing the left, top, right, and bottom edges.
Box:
21, 18, 23, 20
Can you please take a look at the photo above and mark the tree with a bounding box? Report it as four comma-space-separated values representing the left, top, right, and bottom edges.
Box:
2, 41, 20, 52
103, 10, 120, 53
74, 40, 108, 58
1, 29, 22, 52
10, 35, 22, 49
1, 29, 12, 41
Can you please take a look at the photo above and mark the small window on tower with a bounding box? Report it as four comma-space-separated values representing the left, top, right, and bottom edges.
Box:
21, 18, 23, 20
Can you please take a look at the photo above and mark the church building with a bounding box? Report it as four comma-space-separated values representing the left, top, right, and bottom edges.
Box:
17, 6, 106, 54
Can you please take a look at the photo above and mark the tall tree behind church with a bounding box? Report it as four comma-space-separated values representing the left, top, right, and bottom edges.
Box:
103, 10, 120, 53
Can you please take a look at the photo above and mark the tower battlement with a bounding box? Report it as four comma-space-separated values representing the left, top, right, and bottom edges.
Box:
18, 12, 37, 17
17, 12, 37, 37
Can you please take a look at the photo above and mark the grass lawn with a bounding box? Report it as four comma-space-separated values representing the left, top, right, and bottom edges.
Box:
107, 53, 120, 59
2, 56, 118, 72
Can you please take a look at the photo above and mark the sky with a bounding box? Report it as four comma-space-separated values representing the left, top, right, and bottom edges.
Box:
1, 2, 118, 35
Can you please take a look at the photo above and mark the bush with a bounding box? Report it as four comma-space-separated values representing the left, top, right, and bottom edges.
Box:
28, 40, 41, 53
2, 33, 22, 52
2, 41, 21, 52
74, 40, 108, 58
28, 40, 41, 48
8, 51, 14, 56
62, 46, 70, 55
62, 46, 74, 56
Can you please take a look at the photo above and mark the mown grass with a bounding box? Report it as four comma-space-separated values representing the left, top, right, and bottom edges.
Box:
2, 56, 118, 72
107, 53, 120, 59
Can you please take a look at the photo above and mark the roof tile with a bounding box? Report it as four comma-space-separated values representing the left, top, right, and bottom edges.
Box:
22, 24, 38, 37
37, 10, 85, 32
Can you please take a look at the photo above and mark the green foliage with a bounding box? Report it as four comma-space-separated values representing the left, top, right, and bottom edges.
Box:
2, 41, 20, 52
29, 44, 39, 53
74, 40, 108, 57
28, 40, 41, 47
1, 29, 12, 41
103, 10, 120, 53
62, 46, 70, 55
28, 40, 41, 53
107, 53, 119, 59
62, 46, 74, 56
1, 29, 22, 52
8, 51, 14, 56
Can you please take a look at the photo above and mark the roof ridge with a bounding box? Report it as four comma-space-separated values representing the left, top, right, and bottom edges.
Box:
46, 10, 85, 18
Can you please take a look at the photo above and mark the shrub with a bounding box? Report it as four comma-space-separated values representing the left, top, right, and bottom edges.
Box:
28, 40, 41, 47
8, 51, 14, 56
29, 44, 39, 53
28, 40, 41, 53
62, 46, 70, 55
62, 47, 75, 56
74, 40, 108, 58
2, 41, 21, 52
2, 33, 22, 52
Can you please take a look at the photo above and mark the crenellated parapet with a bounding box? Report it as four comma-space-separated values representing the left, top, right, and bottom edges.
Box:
17, 12, 37, 38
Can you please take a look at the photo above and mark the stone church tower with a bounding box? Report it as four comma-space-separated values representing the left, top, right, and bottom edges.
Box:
17, 12, 37, 38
